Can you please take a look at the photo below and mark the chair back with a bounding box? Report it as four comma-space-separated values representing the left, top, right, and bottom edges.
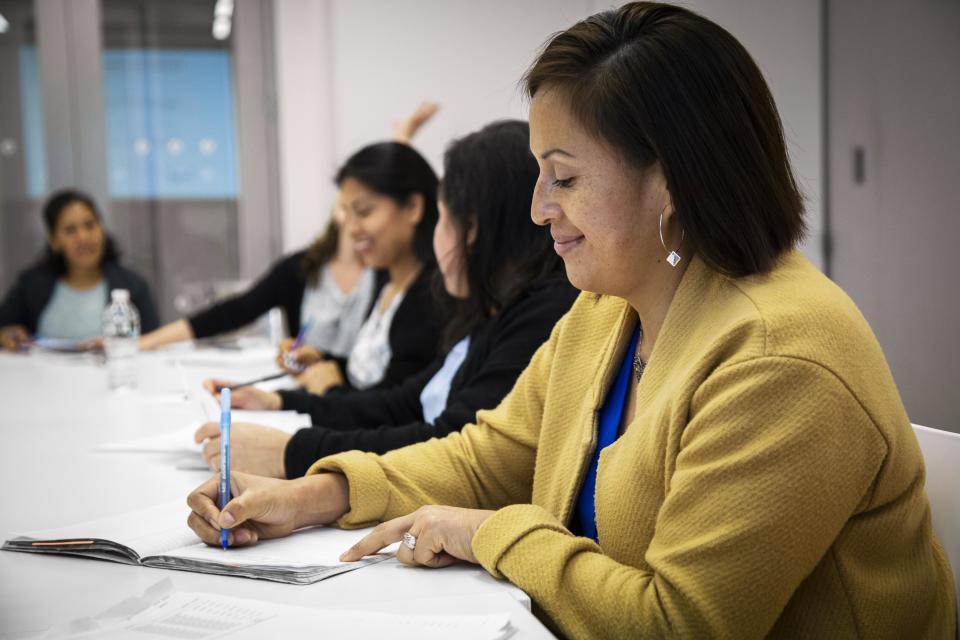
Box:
913, 423, 960, 617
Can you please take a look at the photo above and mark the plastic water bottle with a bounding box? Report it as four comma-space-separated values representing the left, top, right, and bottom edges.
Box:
102, 289, 140, 390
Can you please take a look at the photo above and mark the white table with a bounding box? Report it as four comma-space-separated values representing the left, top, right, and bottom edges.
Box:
0, 348, 553, 639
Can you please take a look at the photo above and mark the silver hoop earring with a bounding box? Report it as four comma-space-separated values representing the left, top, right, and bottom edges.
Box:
659, 211, 684, 267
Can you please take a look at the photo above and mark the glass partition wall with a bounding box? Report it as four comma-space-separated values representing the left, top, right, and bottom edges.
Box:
0, 0, 44, 296
0, 0, 280, 324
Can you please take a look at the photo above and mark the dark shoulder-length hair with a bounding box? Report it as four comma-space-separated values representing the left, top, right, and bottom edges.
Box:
40, 189, 120, 275
334, 142, 439, 267
524, 1, 805, 277
438, 120, 562, 348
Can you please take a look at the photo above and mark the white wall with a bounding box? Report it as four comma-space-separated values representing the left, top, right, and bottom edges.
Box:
273, 0, 337, 253
274, 0, 823, 268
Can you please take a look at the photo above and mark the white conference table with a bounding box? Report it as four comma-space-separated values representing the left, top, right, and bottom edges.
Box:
0, 346, 554, 639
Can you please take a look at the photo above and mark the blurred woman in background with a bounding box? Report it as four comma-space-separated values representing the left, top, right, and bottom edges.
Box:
209, 138, 445, 397
139, 103, 439, 370
0, 189, 158, 350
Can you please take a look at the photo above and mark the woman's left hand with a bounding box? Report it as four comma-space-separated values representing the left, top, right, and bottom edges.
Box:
339, 506, 495, 568
296, 361, 345, 395
195, 421, 291, 479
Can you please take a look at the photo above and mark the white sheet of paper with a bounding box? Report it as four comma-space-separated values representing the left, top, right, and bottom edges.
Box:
47, 590, 514, 640
163, 524, 377, 568
95, 411, 311, 454
170, 346, 277, 368
253, 375, 300, 392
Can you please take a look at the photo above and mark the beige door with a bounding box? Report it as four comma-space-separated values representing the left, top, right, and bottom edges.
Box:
828, 0, 960, 431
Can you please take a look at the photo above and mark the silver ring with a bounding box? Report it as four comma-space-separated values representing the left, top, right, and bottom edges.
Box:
401, 532, 417, 551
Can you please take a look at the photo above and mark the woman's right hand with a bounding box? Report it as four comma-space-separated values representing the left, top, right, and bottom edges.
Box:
186, 471, 350, 547
202, 379, 283, 411
276, 338, 323, 373
393, 101, 439, 143
0, 325, 30, 351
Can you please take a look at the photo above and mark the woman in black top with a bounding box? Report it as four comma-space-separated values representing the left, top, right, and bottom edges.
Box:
139, 104, 440, 363
195, 120, 577, 478
0, 189, 158, 350
139, 215, 379, 360
205, 141, 445, 399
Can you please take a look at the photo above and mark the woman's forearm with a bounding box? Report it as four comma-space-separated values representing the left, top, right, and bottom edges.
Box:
140, 318, 194, 351
293, 472, 350, 529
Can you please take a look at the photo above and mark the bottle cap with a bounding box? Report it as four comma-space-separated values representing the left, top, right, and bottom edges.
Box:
111, 289, 131, 302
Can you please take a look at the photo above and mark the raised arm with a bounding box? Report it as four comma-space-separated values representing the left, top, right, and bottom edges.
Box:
392, 102, 439, 144
183, 252, 303, 342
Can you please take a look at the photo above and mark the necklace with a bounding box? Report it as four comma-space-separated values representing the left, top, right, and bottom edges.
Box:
633, 325, 646, 383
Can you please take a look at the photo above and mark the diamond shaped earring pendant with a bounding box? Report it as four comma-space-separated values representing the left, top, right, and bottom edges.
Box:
666, 250, 682, 267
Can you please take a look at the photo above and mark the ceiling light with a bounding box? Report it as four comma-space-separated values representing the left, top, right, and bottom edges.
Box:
212, 15, 231, 40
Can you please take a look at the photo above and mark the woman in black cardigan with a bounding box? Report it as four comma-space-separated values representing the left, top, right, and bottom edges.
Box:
139, 104, 440, 367
206, 141, 445, 397
196, 120, 577, 478
0, 189, 158, 350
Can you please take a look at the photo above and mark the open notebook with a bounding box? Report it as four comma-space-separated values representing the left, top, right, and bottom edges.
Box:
2, 501, 388, 585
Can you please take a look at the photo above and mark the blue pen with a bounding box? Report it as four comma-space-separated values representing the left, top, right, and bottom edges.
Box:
219, 388, 231, 550
283, 319, 314, 371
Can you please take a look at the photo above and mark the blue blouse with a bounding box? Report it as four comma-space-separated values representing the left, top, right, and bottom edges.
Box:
419, 335, 471, 425
574, 325, 640, 542
36, 280, 108, 341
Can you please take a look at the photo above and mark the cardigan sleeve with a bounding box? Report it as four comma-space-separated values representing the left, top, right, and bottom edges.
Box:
369, 273, 444, 390
281, 366, 438, 477
278, 364, 436, 428
0, 273, 31, 328
305, 312, 565, 527
282, 280, 575, 477
187, 252, 304, 339
471, 357, 888, 639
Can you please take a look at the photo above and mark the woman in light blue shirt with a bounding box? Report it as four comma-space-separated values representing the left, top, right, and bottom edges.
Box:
0, 190, 158, 349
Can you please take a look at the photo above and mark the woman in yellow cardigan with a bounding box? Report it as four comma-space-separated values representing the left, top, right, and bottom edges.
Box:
186, 3, 956, 637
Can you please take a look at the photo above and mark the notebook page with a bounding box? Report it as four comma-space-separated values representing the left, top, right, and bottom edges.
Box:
158, 525, 375, 568
14, 501, 197, 560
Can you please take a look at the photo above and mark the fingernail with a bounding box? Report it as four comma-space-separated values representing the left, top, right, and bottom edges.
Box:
220, 512, 236, 527
234, 529, 250, 544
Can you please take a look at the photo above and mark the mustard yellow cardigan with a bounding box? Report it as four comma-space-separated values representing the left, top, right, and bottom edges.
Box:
310, 251, 956, 638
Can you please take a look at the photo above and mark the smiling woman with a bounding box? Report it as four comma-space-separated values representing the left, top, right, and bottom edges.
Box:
314, 141, 444, 394
0, 189, 158, 349
184, 3, 955, 638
